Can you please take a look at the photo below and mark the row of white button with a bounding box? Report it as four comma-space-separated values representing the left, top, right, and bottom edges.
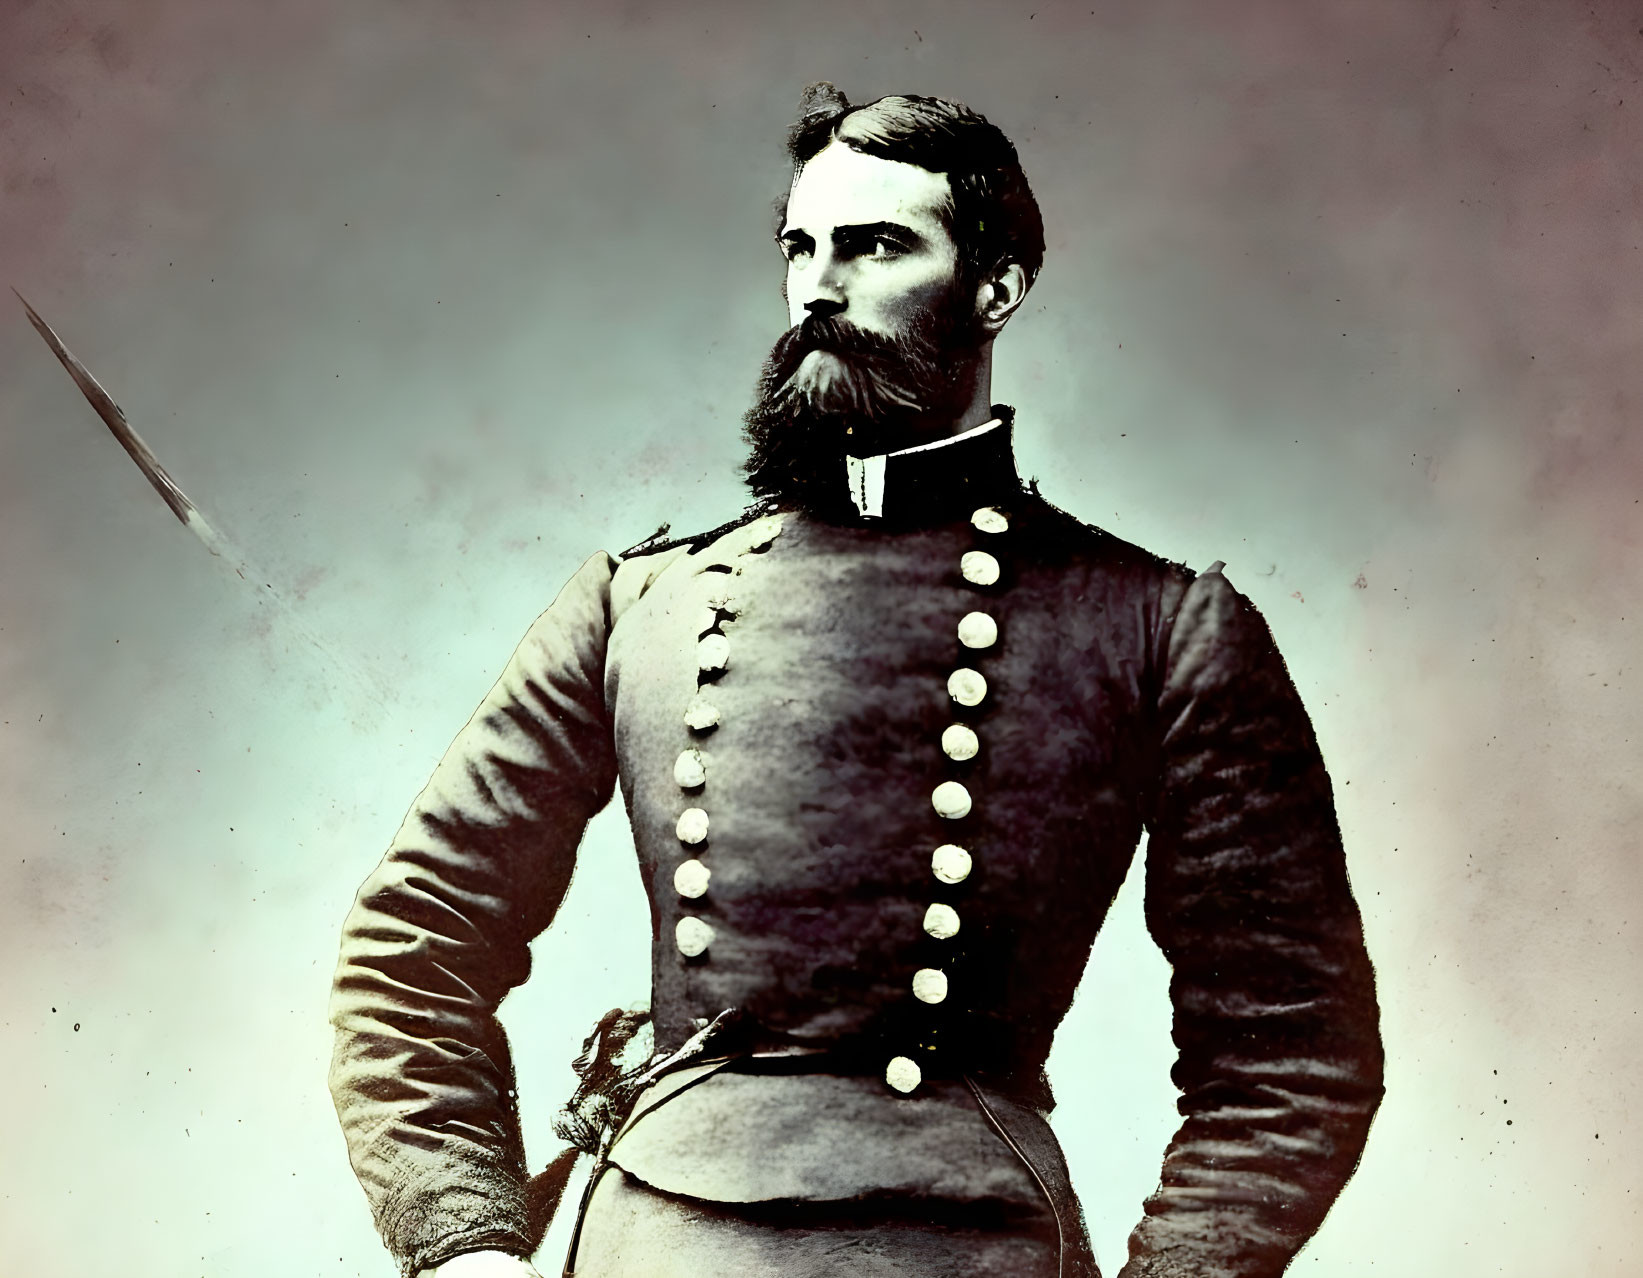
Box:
674, 592, 738, 957
888, 505, 1010, 1095
672, 517, 784, 961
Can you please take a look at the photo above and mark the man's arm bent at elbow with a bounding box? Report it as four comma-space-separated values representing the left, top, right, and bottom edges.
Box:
329, 552, 621, 1278
1126, 565, 1384, 1278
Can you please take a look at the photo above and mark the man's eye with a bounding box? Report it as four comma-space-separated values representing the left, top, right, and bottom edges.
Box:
779, 239, 811, 263
868, 237, 905, 258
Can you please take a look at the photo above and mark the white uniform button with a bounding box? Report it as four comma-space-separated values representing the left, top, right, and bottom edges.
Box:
912, 968, 949, 1004
932, 780, 972, 819
697, 633, 730, 674
957, 611, 998, 649
885, 1055, 922, 1094
673, 859, 711, 899
683, 696, 721, 732
932, 844, 973, 884
941, 723, 979, 761
674, 749, 706, 789
676, 808, 710, 844
971, 506, 1009, 534
961, 550, 1000, 586
947, 668, 988, 707
923, 903, 961, 939
675, 916, 715, 957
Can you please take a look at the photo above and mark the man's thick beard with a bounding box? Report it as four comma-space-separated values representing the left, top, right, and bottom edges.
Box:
740, 298, 983, 517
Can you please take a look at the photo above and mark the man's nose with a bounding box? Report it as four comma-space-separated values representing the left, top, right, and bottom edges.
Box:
791, 247, 847, 322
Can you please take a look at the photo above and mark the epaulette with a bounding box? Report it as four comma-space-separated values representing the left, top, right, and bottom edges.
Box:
618, 499, 782, 560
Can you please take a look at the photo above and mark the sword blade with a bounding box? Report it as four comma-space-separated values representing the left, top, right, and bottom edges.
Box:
14, 290, 390, 714
14, 287, 202, 529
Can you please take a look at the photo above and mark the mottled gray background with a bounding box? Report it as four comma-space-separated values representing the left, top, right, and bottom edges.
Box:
2, 0, 1638, 1273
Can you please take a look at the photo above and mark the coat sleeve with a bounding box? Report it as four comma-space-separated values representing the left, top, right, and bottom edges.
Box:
1123, 567, 1384, 1278
328, 551, 621, 1277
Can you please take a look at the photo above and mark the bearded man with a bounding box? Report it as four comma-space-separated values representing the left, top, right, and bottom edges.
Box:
329, 85, 1384, 1278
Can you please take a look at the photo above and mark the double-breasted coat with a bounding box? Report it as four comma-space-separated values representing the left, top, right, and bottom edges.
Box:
329, 416, 1383, 1278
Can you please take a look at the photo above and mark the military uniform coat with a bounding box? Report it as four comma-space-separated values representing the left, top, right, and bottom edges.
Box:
329, 417, 1383, 1278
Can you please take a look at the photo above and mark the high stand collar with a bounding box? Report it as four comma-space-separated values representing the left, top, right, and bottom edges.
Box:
840, 406, 1022, 527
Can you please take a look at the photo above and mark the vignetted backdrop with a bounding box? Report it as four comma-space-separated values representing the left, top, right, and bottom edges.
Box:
2, 1, 1638, 1273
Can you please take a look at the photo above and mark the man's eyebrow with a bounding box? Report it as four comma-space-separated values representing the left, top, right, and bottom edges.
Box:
778, 220, 926, 246
834, 220, 922, 243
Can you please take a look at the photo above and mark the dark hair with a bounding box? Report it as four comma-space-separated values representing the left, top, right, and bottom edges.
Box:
779, 83, 1045, 293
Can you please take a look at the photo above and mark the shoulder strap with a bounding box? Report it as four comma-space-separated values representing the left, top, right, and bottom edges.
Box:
618, 499, 780, 560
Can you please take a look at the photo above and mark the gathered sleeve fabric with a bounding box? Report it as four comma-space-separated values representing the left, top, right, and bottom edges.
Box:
1123, 567, 1384, 1278
328, 551, 621, 1277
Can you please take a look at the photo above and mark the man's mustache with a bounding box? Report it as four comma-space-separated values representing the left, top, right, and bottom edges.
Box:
766, 315, 909, 377
759, 315, 946, 419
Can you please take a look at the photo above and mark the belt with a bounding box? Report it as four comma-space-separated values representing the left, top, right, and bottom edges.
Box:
557, 1056, 1095, 1278
545, 1006, 1097, 1278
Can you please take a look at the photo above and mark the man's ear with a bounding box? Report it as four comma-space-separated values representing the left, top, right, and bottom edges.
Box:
974, 262, 1029, 337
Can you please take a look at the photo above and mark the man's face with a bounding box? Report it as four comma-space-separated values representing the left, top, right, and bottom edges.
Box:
742, 139, 987, 513
778, 141, 962, 339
